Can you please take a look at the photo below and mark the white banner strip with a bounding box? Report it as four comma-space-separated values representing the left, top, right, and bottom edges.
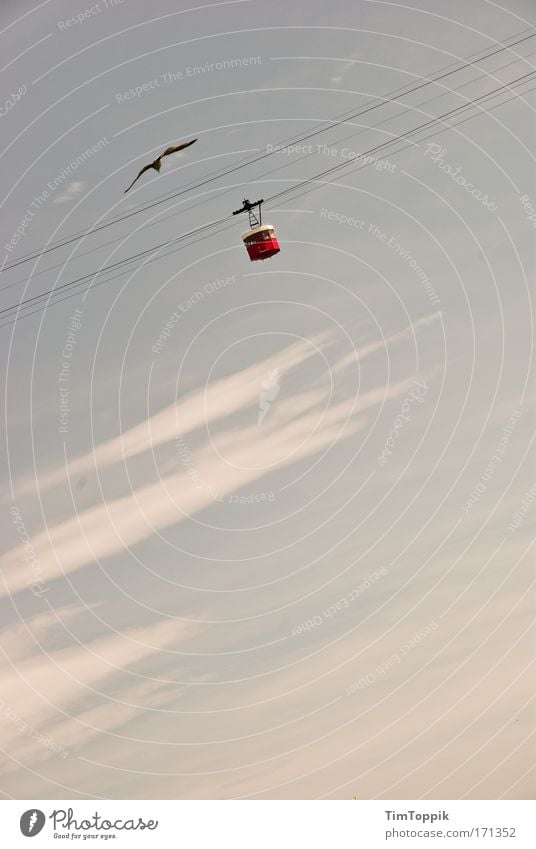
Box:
2, 799, 534, 848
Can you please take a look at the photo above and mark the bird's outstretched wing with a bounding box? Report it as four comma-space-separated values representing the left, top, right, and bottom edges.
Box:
161, 138, 197, 158
124, 162, 154, 193
124, 140, 197, 193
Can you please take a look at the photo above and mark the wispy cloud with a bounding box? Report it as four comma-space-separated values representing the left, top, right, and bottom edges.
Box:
13, 317, 440, 503
0, 388, 364, 599
333, 312, 442, 374
12, 334, 331, 500
330, 51, 360, 87
51, 181, 86, 204
0, 608, 199, 773
0, 367, 427, 601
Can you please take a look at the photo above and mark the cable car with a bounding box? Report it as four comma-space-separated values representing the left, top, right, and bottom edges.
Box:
233, 198, 280, 261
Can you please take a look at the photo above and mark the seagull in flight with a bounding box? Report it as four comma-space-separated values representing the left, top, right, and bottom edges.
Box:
124, 139, 197, 193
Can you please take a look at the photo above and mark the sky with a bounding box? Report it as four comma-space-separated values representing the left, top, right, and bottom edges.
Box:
0, 0, 534, 800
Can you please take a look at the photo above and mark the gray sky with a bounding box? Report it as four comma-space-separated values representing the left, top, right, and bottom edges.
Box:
0, 0, 534, 800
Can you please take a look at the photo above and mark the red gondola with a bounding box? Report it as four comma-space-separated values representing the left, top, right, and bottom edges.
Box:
233, 198, 280, 261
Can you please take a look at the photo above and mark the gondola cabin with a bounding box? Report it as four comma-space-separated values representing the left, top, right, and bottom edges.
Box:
242, 224, 280, 261
233, 197, 280, 261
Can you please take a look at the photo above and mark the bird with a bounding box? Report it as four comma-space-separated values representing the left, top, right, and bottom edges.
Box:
124, 139, 197, 193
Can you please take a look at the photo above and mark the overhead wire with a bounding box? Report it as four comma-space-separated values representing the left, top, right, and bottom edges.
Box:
5, 37, 535, 297
0, 218, 244, 329
0, 214, 229, 320
4, 70, 534, 334
263, 66, 536, 209
3, 29, 535, 306
2, 27, 535, 274
272, 75, 536, 212
1, 66, 534, 328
